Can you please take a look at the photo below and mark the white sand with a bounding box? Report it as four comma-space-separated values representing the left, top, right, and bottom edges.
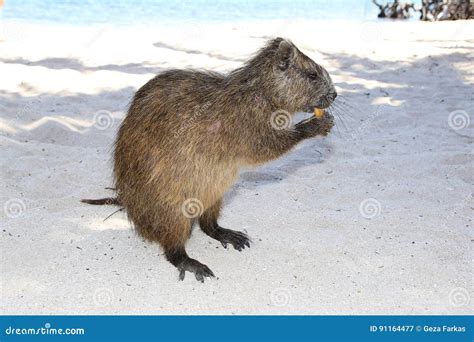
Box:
0, 19, 472, 314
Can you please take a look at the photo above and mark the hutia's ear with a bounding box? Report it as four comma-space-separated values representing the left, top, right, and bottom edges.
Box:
275, 39, 294, 71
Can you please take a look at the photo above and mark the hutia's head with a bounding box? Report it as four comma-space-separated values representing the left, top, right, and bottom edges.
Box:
258, 38, 337, 113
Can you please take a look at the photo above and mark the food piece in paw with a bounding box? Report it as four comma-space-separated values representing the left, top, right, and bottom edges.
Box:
314, 108, 324, 118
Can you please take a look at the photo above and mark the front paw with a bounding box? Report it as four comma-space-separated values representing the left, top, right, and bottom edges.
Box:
296, 113, 334, 138
318, 113, 334, 136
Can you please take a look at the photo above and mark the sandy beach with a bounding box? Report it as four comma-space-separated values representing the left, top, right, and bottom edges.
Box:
0, 19, 472, 314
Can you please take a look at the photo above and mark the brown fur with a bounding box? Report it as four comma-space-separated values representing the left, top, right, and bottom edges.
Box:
92, 38, 336, 281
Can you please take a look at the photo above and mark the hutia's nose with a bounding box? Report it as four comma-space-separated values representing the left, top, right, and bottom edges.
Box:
330, 91, 337, 101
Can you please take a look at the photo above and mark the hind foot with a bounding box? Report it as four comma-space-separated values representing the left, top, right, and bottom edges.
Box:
178, 258, 215, 282
165, 248, 215, 282
199, 200, 251, 251
210, 227, 251, 251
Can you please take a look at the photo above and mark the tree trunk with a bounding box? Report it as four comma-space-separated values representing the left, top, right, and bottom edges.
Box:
373, 0, 473, 20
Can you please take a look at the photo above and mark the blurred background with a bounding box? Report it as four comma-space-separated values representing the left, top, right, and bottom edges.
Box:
0, 0, 389, 24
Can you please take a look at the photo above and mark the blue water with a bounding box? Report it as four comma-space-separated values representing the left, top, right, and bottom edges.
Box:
1, 0, 388, 25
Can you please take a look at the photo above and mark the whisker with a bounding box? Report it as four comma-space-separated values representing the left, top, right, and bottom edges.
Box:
332, 104, 358, 134
103, 207, 125, 221
336, 95, 361, 112
328, 106, 346, 136
331, 102, 357, 124
334, 99, 358, 113
332, 100, 362, 121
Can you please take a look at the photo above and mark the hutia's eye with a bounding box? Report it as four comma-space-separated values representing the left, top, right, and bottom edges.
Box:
308, 73, 318, 80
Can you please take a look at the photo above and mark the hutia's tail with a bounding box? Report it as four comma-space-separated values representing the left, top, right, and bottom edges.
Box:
81, 197, 120, 206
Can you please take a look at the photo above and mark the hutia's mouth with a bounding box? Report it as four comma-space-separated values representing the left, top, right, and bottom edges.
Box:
304, 104, 329, 113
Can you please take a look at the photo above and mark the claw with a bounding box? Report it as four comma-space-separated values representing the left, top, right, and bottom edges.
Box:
176, 257, 215, 282
209, 227, 251, 252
